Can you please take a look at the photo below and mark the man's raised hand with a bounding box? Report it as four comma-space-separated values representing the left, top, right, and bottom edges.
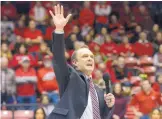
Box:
49, 4, 72, 32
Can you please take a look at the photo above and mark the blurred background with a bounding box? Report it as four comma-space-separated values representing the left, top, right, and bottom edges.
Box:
1, 1, 162, 119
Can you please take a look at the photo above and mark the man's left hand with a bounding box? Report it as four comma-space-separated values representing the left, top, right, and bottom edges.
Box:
104, 93, 115, 108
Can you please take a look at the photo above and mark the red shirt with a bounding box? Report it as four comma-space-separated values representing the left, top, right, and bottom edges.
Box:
24, 28, 43, 52
16, 67, 37, 96
14, 27, 27, 37
130, 89, 162, 114
100, 42, 117, 56
44, 26, 55, 40
117, 43, 135, 54
1, 4, 17, 19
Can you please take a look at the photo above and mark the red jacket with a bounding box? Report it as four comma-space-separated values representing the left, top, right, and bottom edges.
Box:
37, 67, 59, 93
15, 67, 37, 96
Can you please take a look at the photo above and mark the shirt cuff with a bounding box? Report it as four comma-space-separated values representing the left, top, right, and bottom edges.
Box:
55, 30, 64, 34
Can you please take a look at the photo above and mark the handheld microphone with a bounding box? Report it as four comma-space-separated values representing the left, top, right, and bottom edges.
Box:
103, 73, 112, 94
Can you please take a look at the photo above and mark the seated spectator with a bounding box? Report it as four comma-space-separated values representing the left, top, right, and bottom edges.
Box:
130, 24, 142, 43
130, 79, 162, 119
109, 14, 121, 34
14, 19, 27, 42
1, 1, 18, 20
94, 1, 111, 33
10, 43, 36, 69
100, 34, 117, 57
71, 25, 83, 41
152, 75, 162, 93
24, 20, 43, 53
112, 83, 128, 119
151, 24, 160, 41
29, 1, 48, 25
134, 32, 154, 56
153, 32, 162, 52
149, 108, 161, 119
36, 42, 53, 68
34, 108, 46, 119
79, 1, 95, 28
0, 41, 12, 60
65, 33, 78, 50
0, 57, 16, 108
118, 35, 135, 57
37, 55, 59, 104
153, 44, 162, 75
15, 57, 37, 110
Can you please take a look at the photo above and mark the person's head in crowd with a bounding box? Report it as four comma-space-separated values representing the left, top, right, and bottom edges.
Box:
98, 62, 106, 72
110, 15, 118, 24
139, 32, 147, 41
94, 54, 103, 64
117, 56, 125, 69
1, 41, 9, 53
84, 34, 92, 44
43, 55, 52, 68
1, 33, 8, 42
41, 94, 50, 105
89, 28, 95, 38
104, 34, 112, 43
101, 27, 107, 35
20, 56, 31, 69
74, 41, 85, 50
122, 35, 129, 44
119, 26, 126, 35
123, 3, 131, 14
139, 4, 147, 14
17, 19, 25, 28
70, 33, 77, 41
71, 45, 95, 76
140, 79, 152, 94
94, 69, 103, 80
157, 74, 162, 84
40, 42, 48, 53
113, 83, 122, 96
159, 44, 162, 54
153, 24, 159, 33
122, 82, 132, 96
83, 1, 90, 8
35, 1, 42, 8
135, 25, 142, 33
34, 108, 46, 119
0, 56, 9, 70
29, 20, 36, 30
16, 43, 28, 54
150, 108, 161, 119
156, 32, 162, 42
72, 25, 80, 34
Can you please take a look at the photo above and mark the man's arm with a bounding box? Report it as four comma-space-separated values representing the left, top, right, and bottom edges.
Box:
49, 4, 72, 96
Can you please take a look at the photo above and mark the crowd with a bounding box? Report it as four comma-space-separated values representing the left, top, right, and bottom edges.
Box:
1, 1, 162, 119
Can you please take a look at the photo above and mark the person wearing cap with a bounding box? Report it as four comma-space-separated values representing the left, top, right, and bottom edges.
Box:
15, 56, 37, 110
37, 55, 59, 104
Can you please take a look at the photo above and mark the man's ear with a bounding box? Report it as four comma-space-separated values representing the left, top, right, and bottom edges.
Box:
72, 60, 77, 67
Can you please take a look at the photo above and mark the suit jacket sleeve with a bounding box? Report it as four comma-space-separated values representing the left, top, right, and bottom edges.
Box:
104, 104, 115, 119
52, 32, 70, 97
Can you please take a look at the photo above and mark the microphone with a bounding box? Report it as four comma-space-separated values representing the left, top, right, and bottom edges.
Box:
103, 73, 112, 94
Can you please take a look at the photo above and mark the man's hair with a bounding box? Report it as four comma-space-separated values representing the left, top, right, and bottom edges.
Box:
71, 45, 89, 62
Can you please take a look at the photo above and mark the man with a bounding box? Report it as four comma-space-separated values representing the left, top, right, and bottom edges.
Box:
15, 56, 37, 109
48, 4, 115, 119
0, 57, 16, 108
130, 79, 162, 119
37, 55, 59, 104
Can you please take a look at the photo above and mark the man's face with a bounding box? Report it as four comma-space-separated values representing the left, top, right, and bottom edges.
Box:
29, 21, 36, 29
157, 75, 162, 84
21, 61, 30, 69
1, 57, 8, 70
74, 48, 94, 76
141, 80, 151, 92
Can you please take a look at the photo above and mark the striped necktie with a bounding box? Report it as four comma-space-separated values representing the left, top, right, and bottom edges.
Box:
89, 78, 101, 119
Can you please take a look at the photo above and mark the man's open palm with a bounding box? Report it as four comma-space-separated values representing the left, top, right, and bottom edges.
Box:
49, 4, 72, 31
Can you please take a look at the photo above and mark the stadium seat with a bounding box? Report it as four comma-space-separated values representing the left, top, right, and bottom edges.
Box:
0, 110, 13, 119
14, 110, 34, 119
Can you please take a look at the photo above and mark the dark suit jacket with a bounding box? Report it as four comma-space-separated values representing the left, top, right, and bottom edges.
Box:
48, 32, 114, 119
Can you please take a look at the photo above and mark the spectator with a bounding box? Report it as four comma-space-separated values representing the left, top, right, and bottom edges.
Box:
10, 43, 36, 69
109, 14, 121, 34
153, 44, 162, 75
152, 75, 162, 93
24, 20, 43, 53
65, 33, 78, 50
1, 1, 18, 20
37, 55, 59, 104
130, 79, 162, 119
34, 108, 46, 119
0, 57, 16, 107
15, 56, 37, 110
36, 42, 53, 68
151, 24, 160, 41
130, 24, 142, 43
112, 83, 128, 119
149, 108, 161, 119
29, 1, 48, 25
153, 32, 162, 52
0, 41, 12, 60
134, 32, 154, 56
79, 1, 95, 28
71, 25, 83, 41
94, 1, 112, 33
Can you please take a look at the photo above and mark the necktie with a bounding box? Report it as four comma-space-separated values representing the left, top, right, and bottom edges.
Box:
89, 78, 101, 119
